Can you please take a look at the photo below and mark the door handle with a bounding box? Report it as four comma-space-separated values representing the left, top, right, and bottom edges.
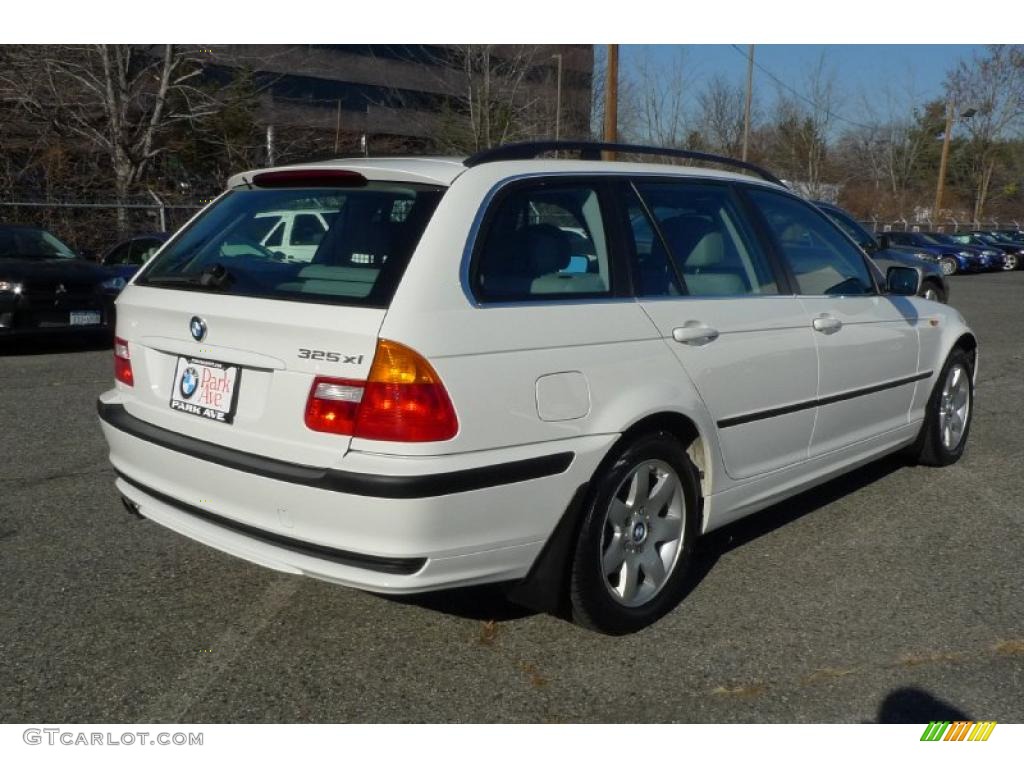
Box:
672, 324, 720, 345
812, 315, 843, 334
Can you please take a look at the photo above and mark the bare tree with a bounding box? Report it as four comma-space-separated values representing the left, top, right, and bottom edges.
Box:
373, 45, 549, 153
946, 45, 1024, 220
629, 47, 694, 149
696, 75, 747, 156
0, 44, 218, 230
764, 54, 841, 199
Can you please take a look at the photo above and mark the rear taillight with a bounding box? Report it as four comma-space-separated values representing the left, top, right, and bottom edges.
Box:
114, 336, 133, 386
305, 339, 458, 442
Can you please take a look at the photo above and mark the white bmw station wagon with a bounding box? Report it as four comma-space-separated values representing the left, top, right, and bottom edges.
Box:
99, 142, 977, 634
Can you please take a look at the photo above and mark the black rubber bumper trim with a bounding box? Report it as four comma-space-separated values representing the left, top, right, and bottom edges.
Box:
116, 472, 425, 575
717, 371, 933, 429
97, 401, 574, 499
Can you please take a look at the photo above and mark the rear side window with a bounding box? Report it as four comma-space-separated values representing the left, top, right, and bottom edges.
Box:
474, 182, 613, 301
747, 189, 875, 296
634, 181, 779, 297
138, 183, 443, 308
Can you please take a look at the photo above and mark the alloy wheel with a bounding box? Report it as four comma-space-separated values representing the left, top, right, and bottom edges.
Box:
939, 363, 971, 451
600, 460, 686, 607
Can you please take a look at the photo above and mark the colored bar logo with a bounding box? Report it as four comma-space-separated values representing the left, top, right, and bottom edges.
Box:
921, 721, 997, 741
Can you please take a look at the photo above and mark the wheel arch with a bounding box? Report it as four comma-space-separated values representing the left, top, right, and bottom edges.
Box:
614, 410, 712, 506
506, 407, 714, 619
952, 331, 979, 381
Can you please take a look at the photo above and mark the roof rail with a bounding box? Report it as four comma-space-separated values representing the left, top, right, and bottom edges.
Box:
463, 140, 784, 186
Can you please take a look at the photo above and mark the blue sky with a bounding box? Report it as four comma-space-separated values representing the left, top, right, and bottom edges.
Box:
621, 45, 986, 122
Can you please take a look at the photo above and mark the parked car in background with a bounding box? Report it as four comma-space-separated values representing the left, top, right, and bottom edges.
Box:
945, 232, 1022, 271
99, 143, 977, 634
923, 232, 1006, 272
966, 231, 1024, 270
987, 229, 1024, 245
0, 224, 114, 339
98, 233, 169, 293
814, 202, 948, 302
880, 231, 992, 276
254, 209, 338, 262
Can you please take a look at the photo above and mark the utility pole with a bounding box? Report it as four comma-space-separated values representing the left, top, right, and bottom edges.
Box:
602, 44, 619, 161
334, 99, 342, 154
934, 100, 954, 216
551, 53, 563, 143
935, 102, 976, 216
742, 44, 755, 162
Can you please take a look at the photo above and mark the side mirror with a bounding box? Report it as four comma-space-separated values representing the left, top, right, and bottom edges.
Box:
886, 265, 922, 296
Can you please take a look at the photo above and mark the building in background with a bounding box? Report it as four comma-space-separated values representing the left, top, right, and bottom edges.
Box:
204, 44, 594, 156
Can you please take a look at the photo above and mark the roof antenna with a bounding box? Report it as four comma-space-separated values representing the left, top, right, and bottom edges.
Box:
360, 134, 368, 157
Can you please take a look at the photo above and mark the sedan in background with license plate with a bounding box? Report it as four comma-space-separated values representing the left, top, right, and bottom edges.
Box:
0, 225, 115, 342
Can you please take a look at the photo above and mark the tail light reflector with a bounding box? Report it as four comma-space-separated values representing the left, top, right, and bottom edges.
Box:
305, 339, 458, 442
114, 336, 133, 386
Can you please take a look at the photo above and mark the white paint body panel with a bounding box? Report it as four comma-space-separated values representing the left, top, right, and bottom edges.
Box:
100, 157, 976, 594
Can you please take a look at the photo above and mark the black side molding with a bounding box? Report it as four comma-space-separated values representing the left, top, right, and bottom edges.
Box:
97, 401, 574, 498
717, 371, 933, 429
116, 472, 426, 575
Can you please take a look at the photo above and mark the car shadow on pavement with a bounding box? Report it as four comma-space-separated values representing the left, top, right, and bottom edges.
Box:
380, 583, 538, 623
691, 452, 908, 576
1, 332, 112, 356
382, 452, 911, 626
876, 686, 971, 723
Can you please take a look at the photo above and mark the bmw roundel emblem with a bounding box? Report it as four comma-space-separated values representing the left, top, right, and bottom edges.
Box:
180, 367, 199, 398
189, 316, 207, 342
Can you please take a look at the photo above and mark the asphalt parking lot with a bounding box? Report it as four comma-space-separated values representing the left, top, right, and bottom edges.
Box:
1, 272, 1022, 724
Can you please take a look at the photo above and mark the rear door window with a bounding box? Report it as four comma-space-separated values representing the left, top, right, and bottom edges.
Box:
633, 181, 780, 297
137, 183, 444, 307
474, 182, 614, 301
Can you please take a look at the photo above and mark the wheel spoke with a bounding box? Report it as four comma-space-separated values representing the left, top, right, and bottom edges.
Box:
619, 557, 640, 603
646, 473, 677, 515
626, 467, 650, 510
639, 547, 666, 589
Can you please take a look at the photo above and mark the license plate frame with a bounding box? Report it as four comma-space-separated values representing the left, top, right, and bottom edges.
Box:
169, 356, 241, 424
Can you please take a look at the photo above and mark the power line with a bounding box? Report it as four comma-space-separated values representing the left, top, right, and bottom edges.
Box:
728, 44, 874, 131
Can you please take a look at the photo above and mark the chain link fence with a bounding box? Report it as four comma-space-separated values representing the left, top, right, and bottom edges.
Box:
857, 217, 1024, 234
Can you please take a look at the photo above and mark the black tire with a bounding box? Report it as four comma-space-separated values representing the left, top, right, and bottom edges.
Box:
919, 280, 947, 303
940, 256, 958, 276
911, 348, 974, 467
569, 430, 699, 635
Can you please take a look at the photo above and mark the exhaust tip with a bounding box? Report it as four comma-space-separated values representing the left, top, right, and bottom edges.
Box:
121, 496, 144, 519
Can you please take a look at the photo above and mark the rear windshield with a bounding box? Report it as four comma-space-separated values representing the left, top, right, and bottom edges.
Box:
137, 183, 444, 307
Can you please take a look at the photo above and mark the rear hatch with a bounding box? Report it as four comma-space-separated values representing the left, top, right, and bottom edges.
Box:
114, 172, 444, 466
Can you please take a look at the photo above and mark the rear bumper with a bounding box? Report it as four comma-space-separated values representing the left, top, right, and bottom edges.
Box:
98, 393, 613, 593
